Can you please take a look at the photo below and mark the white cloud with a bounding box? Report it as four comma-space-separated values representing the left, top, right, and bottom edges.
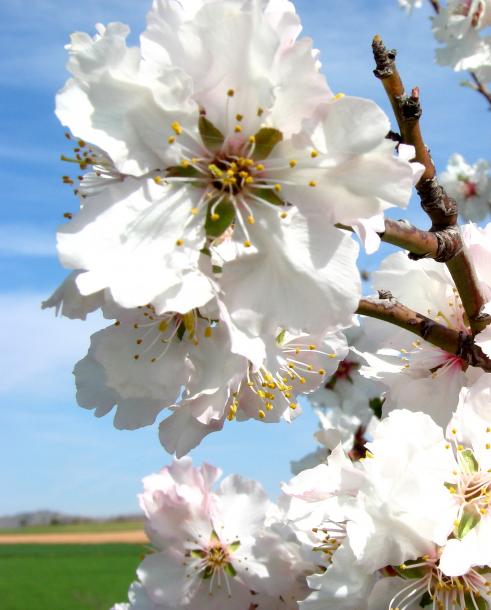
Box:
0, 291, 102, 398
0, 225, 56, 257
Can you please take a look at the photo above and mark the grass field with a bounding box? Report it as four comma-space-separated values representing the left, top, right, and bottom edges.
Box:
0, 520, 144, 536
0, 544, 145, 610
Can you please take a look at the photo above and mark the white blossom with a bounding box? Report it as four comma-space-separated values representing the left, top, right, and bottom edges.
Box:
53, 0, 421, 340
355, 231, 491, 425
432, 0, 491, 72
136, 460, 308, 609
439, 153, 491, 221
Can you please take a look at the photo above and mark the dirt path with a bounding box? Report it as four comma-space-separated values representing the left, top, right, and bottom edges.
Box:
0, 531, 148, 545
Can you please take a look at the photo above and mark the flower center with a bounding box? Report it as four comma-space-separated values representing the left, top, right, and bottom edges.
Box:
228, 337, 337, 420
325, 358, 359, 389
391, 554, 491, 610
115, 306, 212, 363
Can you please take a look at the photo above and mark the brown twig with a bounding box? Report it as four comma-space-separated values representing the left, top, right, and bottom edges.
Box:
337, 219, 462, 261
356, 297, 491, 372
371, 37, 488, 334
469, 71, 491, 109
428, 0, 440, 14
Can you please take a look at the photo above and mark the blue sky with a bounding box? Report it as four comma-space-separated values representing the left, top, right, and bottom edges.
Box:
1, 0, 489, 517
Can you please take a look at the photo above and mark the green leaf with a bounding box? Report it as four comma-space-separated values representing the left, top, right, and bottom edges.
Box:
464, 592, 487, 610
224, 562, 237, 577
205, 197, 235, 238
251, 128, 283, 160
369, 397, 384, 419
190, 549, 207, 559
276, 330, 287, 346
229, 540, 241, 552
199, 116, 225, 152
212, 265, 223, 274
419, 592, 432, 608
456, 505, 481, 539
459, 448, 479, 473
166, 165, 201, 179
252, 187, 285, 206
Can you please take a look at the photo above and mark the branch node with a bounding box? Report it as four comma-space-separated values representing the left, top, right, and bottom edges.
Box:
458, 334, 491, 371
397, 92, 423, 122
416, 178, 458, 229
378, 290, 394, 300
372, 37, 397, 79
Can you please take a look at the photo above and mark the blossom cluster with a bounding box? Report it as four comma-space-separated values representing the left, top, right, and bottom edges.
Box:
46, 0, 420, 455
111, 458, 311, 610
46, 1, 491, 609
113, 404, 491, 610
399, 0, 491, 221
440, 154, 491, 222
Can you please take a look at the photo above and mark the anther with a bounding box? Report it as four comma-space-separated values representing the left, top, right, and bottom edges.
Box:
244, 240, 252, 248
258, 410, 266, 419
176, 239, 184, 247
289, 160, 297, 168
309, 180, 317, 187
236, 114, 243, 121
234, 125, 243, 133
247, 215, 255, 225
171, 121, 183, 135
274, 184, 282, 192
257, 107, 264, 116
205, 327, 213, 338
227, 89, 235, 97
168, 136, 176, 144
311, 150, 319, 158
211, 213, 220, 221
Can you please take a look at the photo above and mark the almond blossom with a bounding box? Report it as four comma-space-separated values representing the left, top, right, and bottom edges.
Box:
355, 224, 491, 425
131, 459, 310, 610
73, 290, 348, 454
439, 153, 491, 222
53, 0, 422, 342
432, 0, 491, 73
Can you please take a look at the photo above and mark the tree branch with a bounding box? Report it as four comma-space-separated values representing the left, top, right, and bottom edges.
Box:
428, 0, 440, 14
469, 71, 491, 109
337, 219, 462, 261
356, 297, 491, 372
371, 37, 488, 334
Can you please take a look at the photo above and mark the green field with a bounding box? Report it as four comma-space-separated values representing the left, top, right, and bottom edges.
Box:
0, 544, 145, 610
0, 520, 144, 536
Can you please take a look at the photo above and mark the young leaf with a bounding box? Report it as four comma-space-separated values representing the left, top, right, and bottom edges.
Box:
252, 187, 285, 206
459, 448, 479, 473
252, 128, 283, 160
166, 165, 201, 179
199, 116, 225, 152
464, 592, 487, 610
205, 198, 235, 238
224, 562, 237, 577
456, 505, 481, 539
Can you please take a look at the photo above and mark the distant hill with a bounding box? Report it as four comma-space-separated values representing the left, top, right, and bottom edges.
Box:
0, 511, 141, 530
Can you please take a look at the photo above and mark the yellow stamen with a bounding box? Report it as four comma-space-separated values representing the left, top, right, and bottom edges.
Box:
171, 121, 183, 135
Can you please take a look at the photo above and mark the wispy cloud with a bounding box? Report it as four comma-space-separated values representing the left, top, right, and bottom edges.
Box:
0, 291, 102, 398
0, 225, 56, 257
